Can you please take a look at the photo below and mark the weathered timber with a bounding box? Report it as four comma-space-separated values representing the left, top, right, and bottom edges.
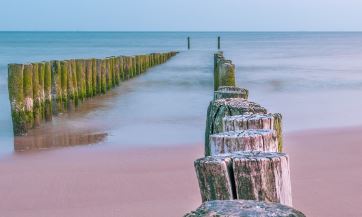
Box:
8, 64, 26, 135
218, 61, 235, 88
23, 64, 34, 129
60, 61, 68, 109
209, 129, 278, 155
214, 52, 236, 91
38, 63, 45, 121
214, 86, 249, 100
205, 98, 267, 156
223, 113, 283, 151
32, 63, 41, 127
184, 200, 305, 217
8, 52, 177, 135
194, 155, 235, 202
194, 152, 292, 206
44, 62, 52, 120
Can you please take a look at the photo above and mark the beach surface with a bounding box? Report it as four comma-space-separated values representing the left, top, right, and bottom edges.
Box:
1, 126, 362, 217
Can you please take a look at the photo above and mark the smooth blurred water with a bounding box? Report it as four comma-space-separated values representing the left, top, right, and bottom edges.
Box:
2, 32, 362, 156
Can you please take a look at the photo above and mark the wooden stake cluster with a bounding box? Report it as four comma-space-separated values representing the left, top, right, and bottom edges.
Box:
194, 152, 292, 206
209, 129, 278, 155
8, 52, 177, 136
187, 52, 305, 216
205, 98, 267, 156
223, 113, 283, 152
214, 86, 248, 100
184, 200, 305, 217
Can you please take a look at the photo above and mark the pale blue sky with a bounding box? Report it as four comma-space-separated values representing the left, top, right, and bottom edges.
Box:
1, 0, 362, 31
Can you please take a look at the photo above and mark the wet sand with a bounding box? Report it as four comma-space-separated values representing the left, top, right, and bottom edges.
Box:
1, 127, 362, 217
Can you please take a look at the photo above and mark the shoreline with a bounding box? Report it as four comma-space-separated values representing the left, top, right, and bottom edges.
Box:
1, 126, 362, 216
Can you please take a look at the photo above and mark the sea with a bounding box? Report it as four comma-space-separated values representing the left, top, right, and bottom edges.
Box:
2, 32, 362, 156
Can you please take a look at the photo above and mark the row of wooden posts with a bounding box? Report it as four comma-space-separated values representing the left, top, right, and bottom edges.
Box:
184, 52, 305, 216
8, 52, 177, 136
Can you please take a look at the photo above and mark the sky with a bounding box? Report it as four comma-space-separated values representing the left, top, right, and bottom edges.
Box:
1, 0, 362, 31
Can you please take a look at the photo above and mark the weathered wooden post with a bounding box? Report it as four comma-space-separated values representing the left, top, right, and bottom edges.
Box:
60, 61, 68, 109
44, 62, 52, 121
23, 64, 34, 129
32, 63, 41, 127
8, 64, 26, 135
223, 113, 283, 151
209, 129, 278, 155
194, 151, 292, 206
218, 36, 221, 50
218, 60, 236, 88
205, 98, 267, 156
214, 86, 248, 100
187, 37, 190, 50
184, 200, 305, 217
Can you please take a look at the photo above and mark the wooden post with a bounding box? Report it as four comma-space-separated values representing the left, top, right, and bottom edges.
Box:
205, 98, 267, 156
223, 113, 283, 152
187, 37, 190, 50
194, 155, 235, 202
8, 64, 26, 135
218, 61, 236, 88
43, 62, 52, 121
214, 86, 249, 100
184, 200, 305, 217
32, 63, 41, 127
60, 61, 68, 109
209, 129, 278, 155
23, 64, 34, 129
194, 151, 292, 206
218, 36, 221, 50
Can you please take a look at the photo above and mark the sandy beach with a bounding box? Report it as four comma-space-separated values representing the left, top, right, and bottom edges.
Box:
0, 126, 361, 217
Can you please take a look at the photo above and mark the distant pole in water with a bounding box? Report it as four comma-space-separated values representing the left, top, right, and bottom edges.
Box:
218, 36, 221, 50
187, 37, 190, 50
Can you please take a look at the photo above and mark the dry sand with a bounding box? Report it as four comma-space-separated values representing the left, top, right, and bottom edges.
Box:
1, 127, 362, 217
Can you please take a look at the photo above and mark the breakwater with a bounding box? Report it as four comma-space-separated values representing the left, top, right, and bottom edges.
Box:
8, 52, 177, 136
185, 52, 305, 216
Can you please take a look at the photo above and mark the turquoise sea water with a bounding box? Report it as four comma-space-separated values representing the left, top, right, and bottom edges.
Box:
2, 32, 362, 156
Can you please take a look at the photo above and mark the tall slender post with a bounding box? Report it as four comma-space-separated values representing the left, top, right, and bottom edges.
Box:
218, 36, 221, 49
187, 37, 190, 50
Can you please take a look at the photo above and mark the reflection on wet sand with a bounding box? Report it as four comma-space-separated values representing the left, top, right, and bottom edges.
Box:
14, 130, 108, 152
12, 89, 117, 152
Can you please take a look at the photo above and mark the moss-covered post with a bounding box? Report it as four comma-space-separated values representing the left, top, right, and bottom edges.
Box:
119, 56, 125, 81
95, 59, 102, 94
8, 64, 26, 135
60, 61, 68, 109
219, 61, 236, 88
38, 63, 46, 121
92, 59, 97, 96
76, 60, 86, 101
100, 59, 107, 93
114, 57, 120, 85
105, 58, 111, 90
67, 60, 75, 110
32, 63, 42, 127
85, 59, 93, 97
44, 62, 52, 121
23, 64, 34, 129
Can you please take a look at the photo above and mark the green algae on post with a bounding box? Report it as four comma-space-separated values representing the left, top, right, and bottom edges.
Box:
60, 61, 68, 110
23, 64, 34, 129
8, 64, 26, 135
44, 62, 52, 121
32, 63, 42, 127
